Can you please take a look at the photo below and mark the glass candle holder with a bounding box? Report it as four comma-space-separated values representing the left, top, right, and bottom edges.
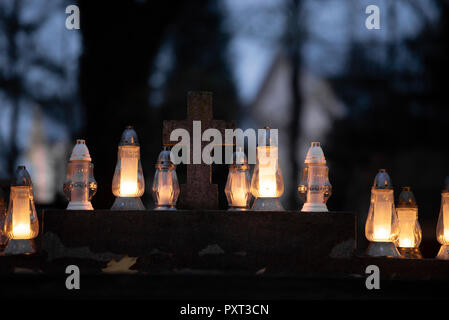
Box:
225, 148, 252, 210
4, 166, 38, 255
63, 139, 97, 210
0, 188, 9, 253
250, 126, 284, 211
365, 169, 401, 257
152, 147, 180, 210
396, 187, 422, 259
299, 142, 332, 212
436, 177, 449, 260
111, 126, 145, 210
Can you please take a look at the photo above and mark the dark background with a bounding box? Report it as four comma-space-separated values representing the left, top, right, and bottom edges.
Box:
0, 0, 449, 257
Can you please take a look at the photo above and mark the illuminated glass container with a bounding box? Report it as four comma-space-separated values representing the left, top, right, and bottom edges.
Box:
365, 169, 401, 257
396, 187, 422, 259
0, 189, 8, 253
225, 148, 252, 210
250, 126, 284, 211
152, 147, 180, 210
63, 139, 97, 210
298, 142, 332, 212
111, 126, 145, 210
436, 178, 449, 260
4, 166, 38, 255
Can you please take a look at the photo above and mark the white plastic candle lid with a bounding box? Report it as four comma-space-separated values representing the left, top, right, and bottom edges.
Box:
305, 142, 326, 164
70, 139, 92, 162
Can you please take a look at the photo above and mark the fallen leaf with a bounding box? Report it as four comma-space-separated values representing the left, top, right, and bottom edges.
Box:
102, 255, 138, 274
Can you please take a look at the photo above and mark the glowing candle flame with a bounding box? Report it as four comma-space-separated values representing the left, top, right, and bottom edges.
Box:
11, 188, 32, 239
444, 230, 449, 243
399, 238, 413, 248
157, 184, 173, 205
230, 173, 248, 207
12, 223, 31, 239
372, 198, 392, 241
258, 146, 277, 198
119, 150, 138, 196
373, 227, 390, 241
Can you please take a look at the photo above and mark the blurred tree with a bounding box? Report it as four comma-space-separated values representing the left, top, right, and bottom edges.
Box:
0, 0, 81, 202
78, 0, 183, 208
157, 0, 239, 208
0, 0, 21, 176
223, 0, 305, 209
285, 0, 304, 208
79, 0, 238, 209
326, 0, 449, 254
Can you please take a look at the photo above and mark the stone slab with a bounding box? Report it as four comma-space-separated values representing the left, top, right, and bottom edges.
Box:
41, 210, 356, 273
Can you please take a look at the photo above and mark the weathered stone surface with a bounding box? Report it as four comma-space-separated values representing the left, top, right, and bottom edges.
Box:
41, 210, 356, 273
4, 209, 449, 282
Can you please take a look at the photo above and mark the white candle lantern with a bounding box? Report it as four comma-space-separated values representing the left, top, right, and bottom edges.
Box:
436, 178, 449, 260
396, 187, 422, 259
298, 142, 332, 212
152, 147, 180, 210
365, 169, 401, 257
111, 126, 145, 210
0, 189, 9, 252
225, 148, 252, 210
63, 139, 97, 210
4, 166, 39, 255
250, 126, 284, 211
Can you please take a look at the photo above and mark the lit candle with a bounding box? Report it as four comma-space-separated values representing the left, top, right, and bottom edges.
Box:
155, 169, 175, 205
443, 201, 449, 243
365, 169, 401, 257
445, 230, 449, 243
12, 223, 31, 239
11, 187, 32, 239
157, 184, 173, 205
437, 190, 449, 242
436, 180, 449, 259
396, 187, 421, 258
111, 126, 145, 210
372, 196, 392, 241
4, 166, 39, 243
399, 238, 413, 248
120, 180, 138, 196
230, 172, 249, 207
225, 148, 251, 210
152, 147, 180, 210
119, 146, 139, 196
250, 126, 284, 211
3, 166, 39, 255
373, 227, 390, 242
257, 146, 278, 198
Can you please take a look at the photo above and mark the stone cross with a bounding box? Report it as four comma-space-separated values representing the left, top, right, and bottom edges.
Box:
162, 91, 235, 209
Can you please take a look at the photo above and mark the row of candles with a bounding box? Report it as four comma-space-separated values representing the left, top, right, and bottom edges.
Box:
1, 125, 448, 260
